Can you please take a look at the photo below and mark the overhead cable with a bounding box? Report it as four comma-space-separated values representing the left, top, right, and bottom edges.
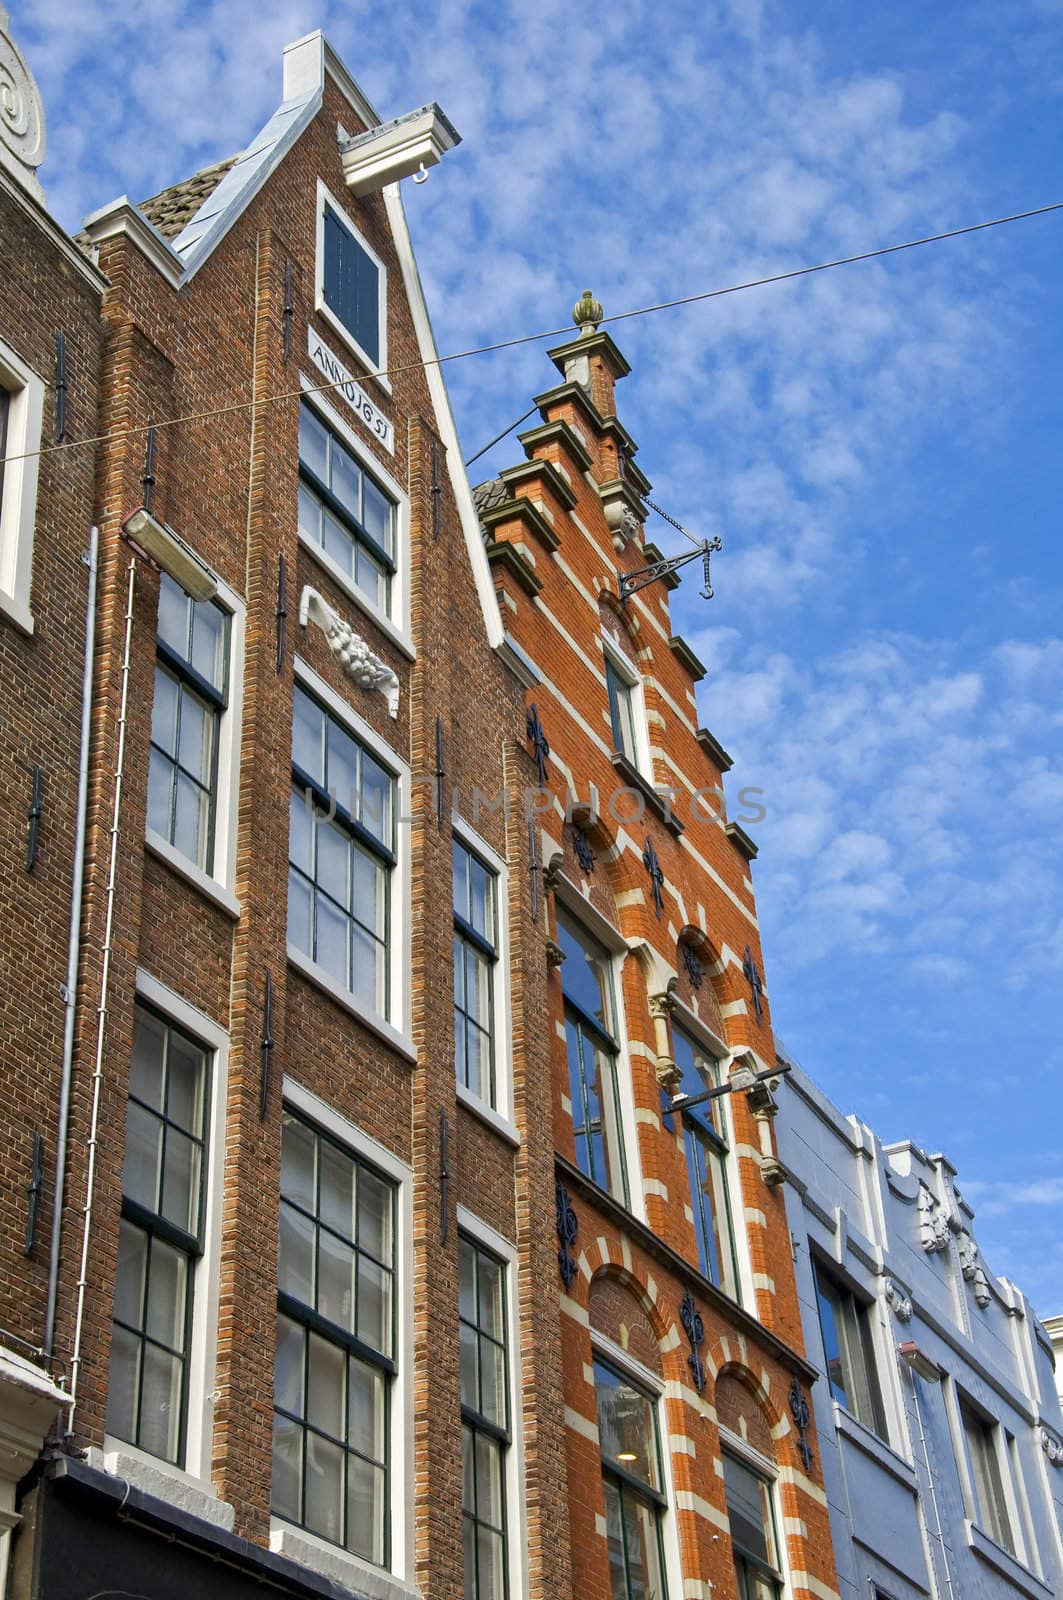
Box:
4, 198, 1062, 471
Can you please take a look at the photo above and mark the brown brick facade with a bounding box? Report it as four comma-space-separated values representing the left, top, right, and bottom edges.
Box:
2, 26, 838, 1600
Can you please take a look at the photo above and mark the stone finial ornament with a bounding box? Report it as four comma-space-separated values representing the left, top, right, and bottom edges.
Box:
299, 587, 399, 717
0, 7, 46, 201
572, 289, 603, 336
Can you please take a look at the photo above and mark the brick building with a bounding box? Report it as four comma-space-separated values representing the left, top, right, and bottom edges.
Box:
4, 26, 565, 1600
10, 17, 1055, 1600
472, 298, 842, 1599
0, 9, 105, 1590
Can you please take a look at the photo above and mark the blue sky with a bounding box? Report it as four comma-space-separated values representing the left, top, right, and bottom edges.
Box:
17, 0, 1063, 1313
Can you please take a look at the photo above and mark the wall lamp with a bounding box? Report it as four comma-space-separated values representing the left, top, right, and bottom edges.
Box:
121, 508, 218, 602
898, 1341, 941, 1383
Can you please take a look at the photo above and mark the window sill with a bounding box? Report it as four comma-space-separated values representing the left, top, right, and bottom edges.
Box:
965, 1520, 1051, 1599
296, 526, 415, 661
270, 1521, 418, 1600
0, 586, 34, 637
608, 752, 684, 837
287, 944, 417, 1063
145, 831, 241, 920
832, 1401, 917, 1489
91, 1442, 235, 1532
456, 1084, 521, 1148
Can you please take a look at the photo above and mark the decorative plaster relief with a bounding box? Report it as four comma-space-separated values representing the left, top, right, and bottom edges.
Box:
299, 587, 399, 716
955, 1226, 991, 1309
1041, 1427, 1063, 1468
0, 9, 45, 200
884, 1278, 913, 1322
918, 1185, 950, 1253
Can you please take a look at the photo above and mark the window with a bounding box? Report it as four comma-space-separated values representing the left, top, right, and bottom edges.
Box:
288, 683, 396, 1016
460, 1237, 509, 1600
107, 1003, 209, 1466
0, 337, 45, 632
298, 402, 396, 615
663, 1025, 740, 1300
813, 1261, 887, 1438
724, 1452, 783, 1600
557, 908, 628, 1205
320, 196, 384, 370
148, 573, 230, 873
454, 839, 499, 1107
605, 654, 640, 767
272, 1111, 395, 1564
959, 1398, 1014, 1553
595, 1359, 668, 1600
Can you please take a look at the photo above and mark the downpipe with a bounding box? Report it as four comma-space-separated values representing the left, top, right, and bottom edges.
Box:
44, 526, 98, 1362
67, 556, 138, 1434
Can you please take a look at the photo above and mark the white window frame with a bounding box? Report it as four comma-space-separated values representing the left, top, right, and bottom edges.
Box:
602, 637, 651, 778
948, 1381, 1024, 1561
104, 969, 230, 1491
297, 379, 412, 655
452, 812, 517, 1144
0, 336, 45, 636
288, 655, 414, 1061
315, 180, 389, 388
146, 571, 245, 917
553, 877, 645, 1223
456, 1207, 527, 1600
589, 1329, 684, 1600
273, 1076, 415, 1591
718, 1425, 791, 1600
666, 996, 746, 1304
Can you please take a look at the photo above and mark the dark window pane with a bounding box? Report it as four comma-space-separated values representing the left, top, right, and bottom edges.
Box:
106, 1324, 141, 1445
272, 1412, 303, 1524
595, 1361, 659, 1490
299, 404, 329, 483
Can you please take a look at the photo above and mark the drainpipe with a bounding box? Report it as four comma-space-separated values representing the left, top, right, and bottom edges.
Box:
44, 526, 98, 1362
67, 556, 137, 1432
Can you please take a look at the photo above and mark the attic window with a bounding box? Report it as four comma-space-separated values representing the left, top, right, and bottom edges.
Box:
317, 186, 385, 374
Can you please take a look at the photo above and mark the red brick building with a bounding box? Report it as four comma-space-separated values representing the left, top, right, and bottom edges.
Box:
0, 12, 105, 1590
4, 27, 567, 1600
0, 20, 840, 1600
473, 295, 842, 1600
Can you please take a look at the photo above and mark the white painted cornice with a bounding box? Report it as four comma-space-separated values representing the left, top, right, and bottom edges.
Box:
340, 103, 461, 195
80, 197, 184, 288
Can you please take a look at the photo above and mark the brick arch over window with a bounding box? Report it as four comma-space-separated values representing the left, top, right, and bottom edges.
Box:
711, 1359, 786, 1461
589, 1273, 662, 1377
597, 591, 652, 674
675, 925, 728, 1040
577, 1246, 672, 1355
556, 811, 623, 929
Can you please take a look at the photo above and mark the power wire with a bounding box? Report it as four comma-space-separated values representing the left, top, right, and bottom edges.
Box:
5, 198, 1062, 472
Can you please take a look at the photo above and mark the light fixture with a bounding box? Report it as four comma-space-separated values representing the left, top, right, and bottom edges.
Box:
121, 508, 218, 602
898, 1341, 941, 1383
617, 1451, 637, 1463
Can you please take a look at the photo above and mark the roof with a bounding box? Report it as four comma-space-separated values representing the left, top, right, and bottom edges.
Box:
138, 158, 237, 239
472, 478, 508, 517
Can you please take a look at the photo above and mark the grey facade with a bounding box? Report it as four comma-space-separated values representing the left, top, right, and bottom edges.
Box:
775, 1059, 1063, 1600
